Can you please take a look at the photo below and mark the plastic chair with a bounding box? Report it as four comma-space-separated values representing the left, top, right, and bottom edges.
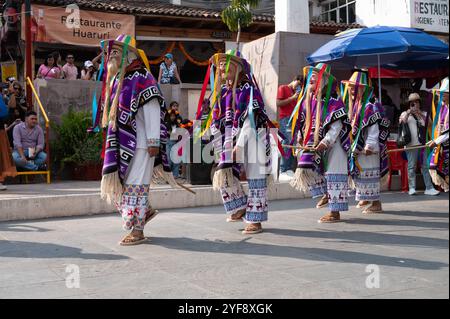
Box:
387, 141, 408, 192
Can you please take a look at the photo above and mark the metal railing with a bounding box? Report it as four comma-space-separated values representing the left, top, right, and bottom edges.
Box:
15, 77, 51, 184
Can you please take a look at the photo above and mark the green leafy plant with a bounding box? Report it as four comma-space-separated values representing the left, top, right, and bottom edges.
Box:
221, 0, 261, 50
51, 109, 103, 171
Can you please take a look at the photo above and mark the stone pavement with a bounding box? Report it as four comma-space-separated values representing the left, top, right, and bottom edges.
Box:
0, 192, 448, 299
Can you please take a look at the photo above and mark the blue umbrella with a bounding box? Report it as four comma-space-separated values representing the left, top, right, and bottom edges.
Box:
307, 26, 449, 102
307, 26, 448, 67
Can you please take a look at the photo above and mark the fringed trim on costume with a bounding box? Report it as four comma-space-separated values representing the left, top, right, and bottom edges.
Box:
290, 168, 322, 193
348, 175, 356, 190
267, 174, 274, 189
430, 169, 449, 192
380, 174, 389, 189
213, 167, 239, 191
101, 171, 123, 205
153, 165, 178, 189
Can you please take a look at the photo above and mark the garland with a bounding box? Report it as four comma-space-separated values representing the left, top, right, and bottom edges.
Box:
148, 41, 215, 67
178, 42, 211, 67
148, 42, 177, 65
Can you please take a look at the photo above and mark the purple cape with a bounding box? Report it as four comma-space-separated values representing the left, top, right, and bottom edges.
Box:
295, 97, 351, 175
349, 102, 390, 178
102, 67, 170, 183
430, 105, 449, 179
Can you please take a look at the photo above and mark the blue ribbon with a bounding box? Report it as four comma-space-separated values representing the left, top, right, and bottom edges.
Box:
289, 67, 314, 127
91, 42, 106, 133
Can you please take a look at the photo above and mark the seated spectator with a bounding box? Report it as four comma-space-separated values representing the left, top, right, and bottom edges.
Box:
12, 111, 47, 171
158, 53, 182, 85
62, 53, 78, 80
37, 53, 62, 79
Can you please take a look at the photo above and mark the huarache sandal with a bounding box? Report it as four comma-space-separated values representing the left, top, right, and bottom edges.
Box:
119, 234, 148, 246
242, 224, 263, 235
316, 195, 329, 209
318, 212, 341, 223
363, 202, 383, 214
226, 210, 246, 223
356, 200, 371, 208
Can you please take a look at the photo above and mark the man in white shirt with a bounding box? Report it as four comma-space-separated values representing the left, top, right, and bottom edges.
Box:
400, 93, 439, 196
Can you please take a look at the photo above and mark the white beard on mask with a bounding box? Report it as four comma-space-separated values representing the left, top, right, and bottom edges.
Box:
107, 57, 120, 78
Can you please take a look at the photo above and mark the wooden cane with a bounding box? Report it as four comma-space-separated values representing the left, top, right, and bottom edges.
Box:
388, 145, 429, 153
176, 182, 197, 195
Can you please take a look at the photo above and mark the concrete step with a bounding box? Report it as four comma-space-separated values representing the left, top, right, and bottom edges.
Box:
0, 175, 407, 222
0, 181, 303, 222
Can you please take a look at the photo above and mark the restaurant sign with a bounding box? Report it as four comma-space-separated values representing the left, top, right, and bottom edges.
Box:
21, 4, 135, 46
411, 0, 449, 33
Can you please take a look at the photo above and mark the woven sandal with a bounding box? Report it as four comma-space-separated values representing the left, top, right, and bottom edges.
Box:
363, 203, 383, 214
226, 210, 246, 223
242, 224, 263, 235
356, 201, 371, 209
119, 234, 148, 246
316, 195, 329, 209
318, 212, 341, 223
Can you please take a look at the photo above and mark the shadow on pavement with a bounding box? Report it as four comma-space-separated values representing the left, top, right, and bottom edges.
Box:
0, 241, 129, 261
149, 237, 448, 270
378, 210, 449, 218
264, 228, 449, 249
344, 215, 449, 229
0, 224, 52, 233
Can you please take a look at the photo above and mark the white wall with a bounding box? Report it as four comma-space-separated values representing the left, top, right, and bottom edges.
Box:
356, 0, 412, 27
275, 0, 310, 34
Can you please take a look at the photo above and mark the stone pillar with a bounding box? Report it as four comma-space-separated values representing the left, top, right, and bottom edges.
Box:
275, 0, 310, 34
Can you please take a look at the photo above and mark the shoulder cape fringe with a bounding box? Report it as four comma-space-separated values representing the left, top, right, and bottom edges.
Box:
429, 169, 449, 192
380, 173, 389, 189
267, 174, 274, 189
213, 167, 239, 191
290, 168, 323, 193
101, 171, 123, 205
153, 165, 178, 189
348, 175, 356, 190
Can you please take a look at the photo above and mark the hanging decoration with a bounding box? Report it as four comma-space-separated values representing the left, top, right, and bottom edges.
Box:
148, 41, 177, 65
177, 42, 211, 67
147, 41, 218, 66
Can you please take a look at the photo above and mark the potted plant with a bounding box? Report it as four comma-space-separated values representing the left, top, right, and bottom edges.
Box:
51, 109, 103, 181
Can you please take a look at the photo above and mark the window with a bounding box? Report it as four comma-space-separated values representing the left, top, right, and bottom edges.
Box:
320, 0, 356, 24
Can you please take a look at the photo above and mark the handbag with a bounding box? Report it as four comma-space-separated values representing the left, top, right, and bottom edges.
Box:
396, 121, 411, 147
